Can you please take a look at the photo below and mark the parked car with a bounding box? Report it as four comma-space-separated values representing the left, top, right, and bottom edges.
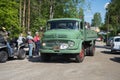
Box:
106, 37, 113, 46
111, 36, 120, 53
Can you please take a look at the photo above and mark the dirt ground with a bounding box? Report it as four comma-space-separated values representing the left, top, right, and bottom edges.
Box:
0, 41, 120, 80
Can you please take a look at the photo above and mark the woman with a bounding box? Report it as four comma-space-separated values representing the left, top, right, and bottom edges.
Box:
33, 32, 40, 56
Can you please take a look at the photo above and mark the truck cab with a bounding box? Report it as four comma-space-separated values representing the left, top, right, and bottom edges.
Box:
40, 18, 97, 62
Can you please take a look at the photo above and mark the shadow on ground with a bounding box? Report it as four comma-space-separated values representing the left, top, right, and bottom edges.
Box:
101, 50, 111, 54
28, 56, 77, 63
101, 51, 120, 63
110, 57, 120, 63
7, 57, 26, 62
28, 56, 41, 62
95, 45, 105, 49
101, 50, 120, 55
95, 45, 111, 50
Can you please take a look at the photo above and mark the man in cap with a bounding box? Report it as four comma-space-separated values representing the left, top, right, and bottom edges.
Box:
0, 27, 13, 57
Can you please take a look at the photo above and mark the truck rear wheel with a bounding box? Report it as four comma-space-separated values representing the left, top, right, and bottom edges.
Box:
86, 44, 95, 56
41, 53, 51, 62
89, 44, 95, 56
76, 46, 85, 63
0, 51, 8, 63
86, 47, 90, 56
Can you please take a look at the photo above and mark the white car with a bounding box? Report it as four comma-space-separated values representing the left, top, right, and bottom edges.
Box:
111, 36, 120, 53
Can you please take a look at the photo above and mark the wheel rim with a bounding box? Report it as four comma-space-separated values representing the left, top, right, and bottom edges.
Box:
79, 48, 84, 59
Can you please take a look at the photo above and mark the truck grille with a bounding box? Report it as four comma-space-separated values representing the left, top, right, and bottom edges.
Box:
43, 40, 69, 50
45, 34, 67, 38
45, 40, 67, 47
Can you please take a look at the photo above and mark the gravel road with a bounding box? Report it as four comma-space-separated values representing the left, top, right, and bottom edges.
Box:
0, 41, 120, 80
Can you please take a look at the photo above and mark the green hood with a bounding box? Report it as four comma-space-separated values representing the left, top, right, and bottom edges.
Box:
43, 29, 81, 39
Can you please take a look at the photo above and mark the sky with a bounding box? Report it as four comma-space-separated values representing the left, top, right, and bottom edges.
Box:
84, 0, 111, 24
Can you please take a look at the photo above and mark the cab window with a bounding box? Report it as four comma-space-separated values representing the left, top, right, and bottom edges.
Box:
47, 20, 79, 30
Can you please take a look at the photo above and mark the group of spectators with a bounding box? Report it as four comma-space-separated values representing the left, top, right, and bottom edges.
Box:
0, 27, 41, 58
26, 31, 41, 58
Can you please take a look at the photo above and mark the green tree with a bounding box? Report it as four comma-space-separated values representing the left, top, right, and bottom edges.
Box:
30, 0, 86, 32
0, 0, 89, 37
30, 0, 47, 32
92, 12, 102, 27
79, 8, 84, 19
105, 0, 120, 35
0, 0, 20, 37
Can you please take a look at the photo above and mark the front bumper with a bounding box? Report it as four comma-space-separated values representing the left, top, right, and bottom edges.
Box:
40, 48, 80, 54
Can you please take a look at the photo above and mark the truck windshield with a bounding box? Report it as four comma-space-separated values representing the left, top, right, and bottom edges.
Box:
47, 20, 79, 30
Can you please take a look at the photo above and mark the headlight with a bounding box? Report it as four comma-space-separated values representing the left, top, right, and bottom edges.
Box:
60, 43, 68, 49
42, 43, 46, 46
68, 41, 75, 47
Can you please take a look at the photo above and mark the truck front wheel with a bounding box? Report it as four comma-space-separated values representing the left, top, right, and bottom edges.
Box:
76, 46, 85, 63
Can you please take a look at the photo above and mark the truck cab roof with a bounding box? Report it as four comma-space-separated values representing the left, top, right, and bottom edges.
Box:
48, 18, 82, 22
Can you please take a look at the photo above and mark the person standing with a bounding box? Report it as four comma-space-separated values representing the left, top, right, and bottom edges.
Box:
33, 32, 40, 56
17, 33, 24, 47
27, 32, 34, 58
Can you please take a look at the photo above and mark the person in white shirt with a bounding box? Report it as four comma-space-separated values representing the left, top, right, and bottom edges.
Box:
17, 33, 24, 46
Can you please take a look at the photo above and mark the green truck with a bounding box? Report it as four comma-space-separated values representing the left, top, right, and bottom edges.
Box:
40, 18, 97, 62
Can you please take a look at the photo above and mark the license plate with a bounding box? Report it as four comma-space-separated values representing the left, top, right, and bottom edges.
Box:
53, 46, 60, 50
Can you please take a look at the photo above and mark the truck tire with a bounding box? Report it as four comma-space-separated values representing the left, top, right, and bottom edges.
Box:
89, 44, 95, 56
41, 53, 51, 62
86, 47, 90, 56
86, 44, 95, 56
0, 51, 8, 63
17, 49, 26, 59
75, 46, 85, 63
